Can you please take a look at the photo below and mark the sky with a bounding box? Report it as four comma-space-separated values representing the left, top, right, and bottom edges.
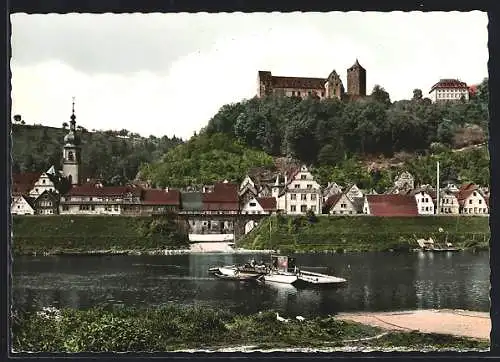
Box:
11, 11, 488, 140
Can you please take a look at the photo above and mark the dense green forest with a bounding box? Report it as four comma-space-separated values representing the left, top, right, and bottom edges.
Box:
11, 123, 183, 185
140, 79, 490, 189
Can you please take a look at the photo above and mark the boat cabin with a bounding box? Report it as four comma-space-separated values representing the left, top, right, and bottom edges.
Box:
271, 255, 297, 273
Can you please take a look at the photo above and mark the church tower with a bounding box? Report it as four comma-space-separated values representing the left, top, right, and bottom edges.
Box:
346, 59, 366, 97
62, 98, 81, 186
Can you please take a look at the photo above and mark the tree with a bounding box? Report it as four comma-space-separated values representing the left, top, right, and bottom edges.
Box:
412, 89, 423, 101
13, 115, 22, 124
371, 85, 391, 108
62, 122, 69, 130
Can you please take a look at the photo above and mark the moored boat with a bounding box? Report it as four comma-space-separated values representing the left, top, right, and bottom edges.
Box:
263, 270, 298, 284
296, 270, 347, 286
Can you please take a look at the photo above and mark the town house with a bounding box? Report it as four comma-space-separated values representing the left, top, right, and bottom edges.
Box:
324, 193, 363, 215
411, 190, 435, 215
457, 184, 489, 215
437, 190, 460, 214
276, 165, 322, 215
242, 196, 277, 215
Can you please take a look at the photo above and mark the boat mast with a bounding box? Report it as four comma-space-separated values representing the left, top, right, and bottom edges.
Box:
436, 161, 440, 215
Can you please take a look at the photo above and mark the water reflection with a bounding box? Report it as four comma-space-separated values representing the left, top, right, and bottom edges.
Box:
12, 251, 490, 315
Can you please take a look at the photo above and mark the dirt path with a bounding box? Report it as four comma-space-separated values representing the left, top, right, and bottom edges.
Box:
336, 309, 490, 340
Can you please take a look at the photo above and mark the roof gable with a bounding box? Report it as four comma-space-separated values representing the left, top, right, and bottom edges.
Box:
256, 197, 277, 211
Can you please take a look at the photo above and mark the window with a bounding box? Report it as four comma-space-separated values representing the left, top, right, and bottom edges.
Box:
311, 206, 316, 212
301, 175, 307, 180
62, 205, 69, 211
291, 194, 297, 200
301, 194, 307, 201
473, 191, 477, 196
35, 188, 38, 193
294, 184, 300, 189
91, 205, 95, 211
321, 91, 325, 97
42, 179, 46, 184
300, 205, 307, 212
298, 91, 301, 96
421, 207, 425, 211
114, 205, 119, 211
17, 205, 20, 209
292, 91, 296, 96
479, 199, 482, 204
68, 151, 74, 161
341, 203, 347, 209
469, 200, 473, 204
249, 202, 256, 207
311, 194, 317, 201
307, 184, 312, 189
290, 205, 296, 212
308, 91, 312, 95
474, 207, 477, 213
425, 207, 429, 211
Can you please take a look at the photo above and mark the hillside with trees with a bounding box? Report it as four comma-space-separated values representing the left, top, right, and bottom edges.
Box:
140, 78, 489, 189
11, 121, 183, 185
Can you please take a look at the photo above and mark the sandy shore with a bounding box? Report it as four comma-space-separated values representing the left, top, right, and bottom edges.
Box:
336, 309, 490, 340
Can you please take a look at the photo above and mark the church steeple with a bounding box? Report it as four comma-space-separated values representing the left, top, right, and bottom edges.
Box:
62, 97, 81, 186
70, 97, 76, 130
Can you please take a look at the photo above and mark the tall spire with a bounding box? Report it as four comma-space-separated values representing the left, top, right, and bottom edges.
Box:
70, 96, 76, 129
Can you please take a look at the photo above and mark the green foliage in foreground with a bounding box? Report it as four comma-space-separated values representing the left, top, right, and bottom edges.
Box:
238, 215, 490, 253
11, 306, 488, 352
12, 215, 189, 255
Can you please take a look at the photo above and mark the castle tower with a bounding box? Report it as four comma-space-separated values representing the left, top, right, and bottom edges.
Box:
346, 59, 366, 97
257, 71, 273, 97
62, 98, 81, 186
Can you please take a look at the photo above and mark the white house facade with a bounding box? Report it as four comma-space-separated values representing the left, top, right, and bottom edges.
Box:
459, 190, 489, 215
279, 165, 322, 215
345, 184, 364, 201
327, 193, 358, 215
11, 195, 35, 215
414, 191, 435, 215
429, 79, 470, 103
438, 191, 460, 214
29, 172, 58, 198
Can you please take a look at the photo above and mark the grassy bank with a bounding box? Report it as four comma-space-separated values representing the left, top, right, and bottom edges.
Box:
11, 306, 488, 352
238, 215, 490, 253
12, 215, 189, 256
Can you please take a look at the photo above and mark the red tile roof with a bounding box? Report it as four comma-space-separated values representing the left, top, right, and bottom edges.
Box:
272, 76, 325, 90
202, 182, 239, 211
324, 194, 342, 210
366, 194, 418, 216
459, 182, 477, 192
456, 188, 485, 207
142, 189, 181, 205
12, 172, 42, 194
256, 197, 276, 211
429, 79, 468, 93
66, 185, 142, 197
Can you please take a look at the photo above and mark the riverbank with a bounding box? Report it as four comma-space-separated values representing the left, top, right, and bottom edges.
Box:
11, 306, 489, 352
12, 215, 190, 256
238, 215, 490, 253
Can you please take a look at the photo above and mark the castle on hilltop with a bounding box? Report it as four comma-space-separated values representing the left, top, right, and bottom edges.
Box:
257, 59, 367, 101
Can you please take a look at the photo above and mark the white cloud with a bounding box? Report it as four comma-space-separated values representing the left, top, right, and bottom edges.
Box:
11, 11, 488, 139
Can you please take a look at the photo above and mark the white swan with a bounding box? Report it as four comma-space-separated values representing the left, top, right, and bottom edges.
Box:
276, 312, 290, 323
295, 315, 305, 322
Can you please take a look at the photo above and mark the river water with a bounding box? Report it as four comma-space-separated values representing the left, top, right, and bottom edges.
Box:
12, 251, 490, 317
